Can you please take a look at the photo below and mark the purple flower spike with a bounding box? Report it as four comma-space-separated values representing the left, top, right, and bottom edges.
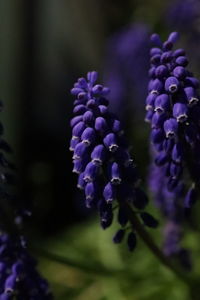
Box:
70, 72, 152, 251
148, 32, 200, 268
0, 232, 53, 299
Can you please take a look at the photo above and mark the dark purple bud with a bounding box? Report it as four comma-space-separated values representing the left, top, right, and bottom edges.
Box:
77, 92, 87, 100
163, 40, 173, 51
154, 94, 170, 113
170, 162, 182, 179
150, 48, 162, 56
99, 105, 108, 115
12, 261, 24, 276
103, 182, 116, 203
173, 103, 188, 122
87, 71, 98, 84
163, 138, 174, 153
150, 33, 162, 47
111, 119, 123, 133
164, 118, 178, 138
184, 185, 197, 208
70, 116, 83, 128
155, 151, 169, 166
86, 99, 96, 109
92, 84, 103, 94
101, 209, 113, 229
103, 133, 118, 152
184, 87, 199, 106
83, 111, 95, 125
168, 32, 179, 44
173, 66, 186, 80
84, 162, 99, 182
160, 51, 173, 63
133, 188, 148, 209
150, 54, 161, 65
91, 144, 106, 165
149, 79, 163, 94
184, 77, 200, 88
127, 232, 137, 251
73, 142, 88, 160
167, 177, 179, 191
102, 87, 110, 95
71, 87, 83, 95
77, 77, 88, 88
148, 66, 156, 78
110, 162, 121, 185
81, 127, 96, 146
165, 76, 180, 93
113, 229, 125, 244
72, 122, 86, 139
95, 117, 108, 132
145, 94, 157, 111
155, 65, 168, 78
77, 173, 86, 190
140, 212, 159, 228
151, 128, 165, 144
175, 56, 188, 67
151, 112, 167, 128
173, 48, 185, 58
118, 207, 128, 226
172, 143, 183, 163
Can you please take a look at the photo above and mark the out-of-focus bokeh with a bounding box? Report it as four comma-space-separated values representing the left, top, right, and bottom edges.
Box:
0, 0, 200, 299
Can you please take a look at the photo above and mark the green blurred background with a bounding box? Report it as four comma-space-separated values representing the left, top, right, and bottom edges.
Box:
0, 0, 200, 299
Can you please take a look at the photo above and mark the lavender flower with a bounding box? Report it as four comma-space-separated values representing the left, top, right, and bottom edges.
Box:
0, 231, 53, 299
70, 71, 157, 250
147, 32, 200, 267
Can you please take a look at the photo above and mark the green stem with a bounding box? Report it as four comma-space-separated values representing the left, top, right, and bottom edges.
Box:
125, 202, 193, 285
33, 247, 126, 277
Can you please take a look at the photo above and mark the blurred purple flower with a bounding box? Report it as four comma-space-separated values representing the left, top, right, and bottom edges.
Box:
103, 23, 150, 119
0, 232, 53, 299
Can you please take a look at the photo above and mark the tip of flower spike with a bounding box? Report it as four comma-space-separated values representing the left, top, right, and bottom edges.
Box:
87, 71, 98, 84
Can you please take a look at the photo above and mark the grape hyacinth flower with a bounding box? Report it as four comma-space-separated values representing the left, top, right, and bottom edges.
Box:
146, 31, 200, 266
70, 71, 158, 251
0, 101, 53, 299
0, 231, 53, 299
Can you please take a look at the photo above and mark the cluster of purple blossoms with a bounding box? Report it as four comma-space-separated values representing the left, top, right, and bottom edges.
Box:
0, 102, 53, 299
70, 71, 158, 251
146, 32, 200, 267
0, 232, 53, 300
